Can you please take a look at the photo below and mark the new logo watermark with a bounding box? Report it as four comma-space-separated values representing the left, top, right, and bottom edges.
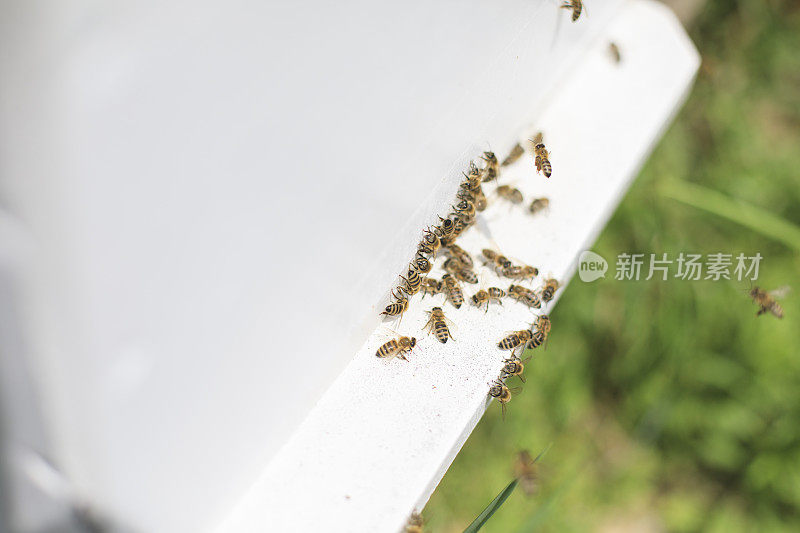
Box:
578, 251, 608, 282
577, 251, 762, 282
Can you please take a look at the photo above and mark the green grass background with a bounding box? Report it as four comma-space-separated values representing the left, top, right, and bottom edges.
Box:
424, 1, 800, 531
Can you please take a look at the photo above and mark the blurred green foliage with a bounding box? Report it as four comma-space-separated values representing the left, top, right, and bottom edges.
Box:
425, 0, 800, 531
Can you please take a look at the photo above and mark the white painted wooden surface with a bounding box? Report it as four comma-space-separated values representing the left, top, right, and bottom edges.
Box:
0, 0, 697, 531
216, 2, 700, 532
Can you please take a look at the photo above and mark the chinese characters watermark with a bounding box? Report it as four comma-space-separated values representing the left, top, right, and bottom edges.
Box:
579, 251, 762, 282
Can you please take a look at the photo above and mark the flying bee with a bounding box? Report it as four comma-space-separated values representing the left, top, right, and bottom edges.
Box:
498, 329, 533, 356
750, 286, 788, 318
442, 273, 464, 309
513, 448, 549, 496
529, 197, 550, 216
609, 42, 621, 63
502, 354, 532, 382
502, 143, 525, 167
424, 306, 456, 343
400, 265, 422, 296
561, 0, 584, 22
540, 278, 560, 303
405, 513, 425, 533
444, 243, 474, 267
496, 185, 524, 205
444, 257, 478, 284
488, 379, 520, 420
375, 335, 416, 360
381, 289, 409, 318
508, 284, 542, 309
420, 277, 442, 299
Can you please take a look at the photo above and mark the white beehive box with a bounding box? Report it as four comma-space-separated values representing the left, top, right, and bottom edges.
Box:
0, 1, 698, 532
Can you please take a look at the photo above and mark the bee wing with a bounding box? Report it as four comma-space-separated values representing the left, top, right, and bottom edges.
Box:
769, 285, 791, 299
442, 315, 458, 336
509, 386, 523, 395
375, 326, 400, 338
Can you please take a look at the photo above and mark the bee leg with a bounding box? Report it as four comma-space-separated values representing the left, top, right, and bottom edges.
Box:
519, 374, 526, 384
501, 402, 506, 421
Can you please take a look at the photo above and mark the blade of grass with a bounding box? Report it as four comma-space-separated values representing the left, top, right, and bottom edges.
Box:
660, 179, 800, 252
463, 479, 519, 533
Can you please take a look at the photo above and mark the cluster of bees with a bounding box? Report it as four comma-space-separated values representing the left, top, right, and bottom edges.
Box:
397, 6, 601, 531
376, 133, 561, 421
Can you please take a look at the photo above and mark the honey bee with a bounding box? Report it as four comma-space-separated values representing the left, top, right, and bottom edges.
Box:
424, 306, 456, 343
482, 249, 513, 270
436, 216, 455, 240
513, 449, 547, 496
442, 273, 464, 309
481, 151, 499, 182
452, 198, 476, 220
472, 287, 506, 312
540, 278, 560, 303
496, 185, 524, 204
501, 265, 539, 281
498, 329, 533, 355
456, 187, 475, 203
482, 165, 497, 183
502, 354, 532, 382
561, 0, 584, 22
750, 286, 788, 318
488, 379, 520, 420
400, 265, 422, 296
381, 289, 409, 318
413, 254, 432, 274
375, 335, 416, 360
418, 228, 441, 257
482, 150, 499, 171
533, 314, 552, 336
501, 143, 525, 167
444, 257, 478, 284
528, 197, 550, 215
508, 284, 542, 309
609, 42, 621, 63
444, 243, 474, 268
440, 216, 467, 246
527, 328, 546, 350
420, 277, 442, 299
405, 512, 425, 533
532, 138, 552, 178
462, 170, 482, 192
